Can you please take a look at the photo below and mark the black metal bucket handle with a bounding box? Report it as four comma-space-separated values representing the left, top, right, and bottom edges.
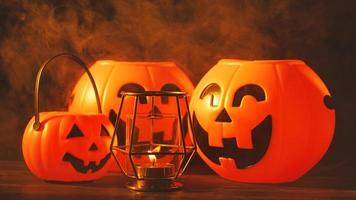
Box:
33, 53, 102, 130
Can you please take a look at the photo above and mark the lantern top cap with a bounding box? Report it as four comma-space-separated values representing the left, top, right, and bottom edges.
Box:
120, 90, 187, 97
218, 59, 305, 65
95, 60, 178, 68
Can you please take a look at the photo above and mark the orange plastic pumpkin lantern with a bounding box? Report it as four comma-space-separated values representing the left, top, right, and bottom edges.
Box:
190, 59, 335, 183
68, 61, 194, 148
22, 54, 114, 182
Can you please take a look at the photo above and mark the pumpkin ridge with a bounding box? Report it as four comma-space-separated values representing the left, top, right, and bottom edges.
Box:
99, 64, 115, 113
39, 120, 48, 177
146, 65, 155, 90
23, 122, 37, 178
272, 63, 285, 179
222, 63, 240, 135
32, 121, 44, 178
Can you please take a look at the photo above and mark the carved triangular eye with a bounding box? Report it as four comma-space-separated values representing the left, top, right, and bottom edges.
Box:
117, 83, 147, 104
100, 125, 110, 137
67, 124, 84, 139
160, 83, 181, 104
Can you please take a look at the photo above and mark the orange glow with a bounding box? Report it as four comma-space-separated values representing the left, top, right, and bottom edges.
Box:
148, 146, 161, 166
68, 61, 195, 171
22, 54, 115, 182
190, 59, 335, 183
211, 94, 219, 107
22, 113, 114, 182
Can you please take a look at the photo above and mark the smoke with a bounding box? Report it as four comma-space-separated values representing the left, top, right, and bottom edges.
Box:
0, 0, 353, 170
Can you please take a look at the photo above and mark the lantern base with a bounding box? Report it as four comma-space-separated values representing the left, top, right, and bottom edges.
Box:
127, 179, 182, 192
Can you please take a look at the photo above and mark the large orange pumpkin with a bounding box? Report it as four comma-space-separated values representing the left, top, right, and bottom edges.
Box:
68, 61, 194, 169
22, 54, 114, 182
190, 59, 335, 183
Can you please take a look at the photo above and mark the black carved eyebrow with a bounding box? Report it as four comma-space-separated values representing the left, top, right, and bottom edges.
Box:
200, 83, 221, 107
117, 83, 147, 104
160, 83, 181, 104
232, 84, 265, 107
67, 124, 84, 139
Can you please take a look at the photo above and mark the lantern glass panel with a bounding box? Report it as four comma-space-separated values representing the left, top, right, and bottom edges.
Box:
124, 112, 185, 178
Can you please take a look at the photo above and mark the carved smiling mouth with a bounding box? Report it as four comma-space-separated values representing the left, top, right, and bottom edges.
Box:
63, 153, 111, 173
193, 112, 272, 169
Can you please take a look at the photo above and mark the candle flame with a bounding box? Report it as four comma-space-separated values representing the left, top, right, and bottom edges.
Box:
148, 146, 161, 166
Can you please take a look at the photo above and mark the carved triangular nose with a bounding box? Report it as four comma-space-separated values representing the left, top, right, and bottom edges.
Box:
216, 108, 232, 123
150, 105, 162, 115
89, 143, 98, 151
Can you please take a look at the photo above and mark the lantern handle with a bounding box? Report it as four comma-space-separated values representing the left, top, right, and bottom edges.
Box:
33, 53, 102, 130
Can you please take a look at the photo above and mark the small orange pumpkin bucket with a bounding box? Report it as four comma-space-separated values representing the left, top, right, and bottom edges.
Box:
22, 53, 114, 182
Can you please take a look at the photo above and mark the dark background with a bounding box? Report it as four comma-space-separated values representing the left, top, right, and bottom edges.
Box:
0, 0, 355, 176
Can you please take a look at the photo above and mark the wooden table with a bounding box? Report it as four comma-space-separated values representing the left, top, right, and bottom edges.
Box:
1, 160, 356, 200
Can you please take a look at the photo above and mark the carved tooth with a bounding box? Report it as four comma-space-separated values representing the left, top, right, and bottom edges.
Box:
219, 157, 237, 170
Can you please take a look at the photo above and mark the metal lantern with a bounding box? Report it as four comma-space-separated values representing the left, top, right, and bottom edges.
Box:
110, 91, 196, 191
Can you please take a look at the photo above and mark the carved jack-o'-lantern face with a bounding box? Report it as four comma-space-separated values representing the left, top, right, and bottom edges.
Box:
22, 114, 114, 181
194, 83, 272, 169
190, 59, 335, 183
62, 121, 111, 173
68, 61, 194, 148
